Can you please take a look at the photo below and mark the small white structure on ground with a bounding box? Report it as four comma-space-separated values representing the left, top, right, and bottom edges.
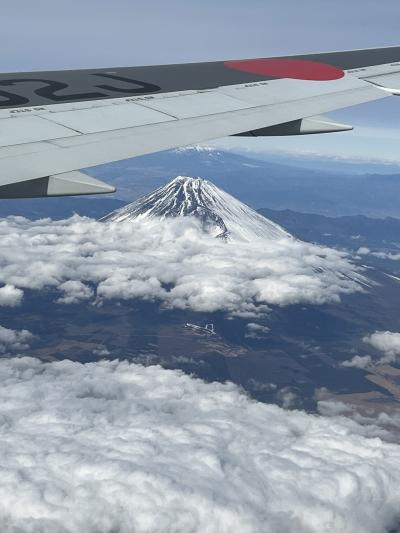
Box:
185, 323, 215, 335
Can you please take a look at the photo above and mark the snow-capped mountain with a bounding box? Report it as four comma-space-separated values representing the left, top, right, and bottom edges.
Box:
101, 176, 291, 241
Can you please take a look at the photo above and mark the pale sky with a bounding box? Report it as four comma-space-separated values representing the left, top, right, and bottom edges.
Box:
2, 0, 400, 162
2, 0, 399, 71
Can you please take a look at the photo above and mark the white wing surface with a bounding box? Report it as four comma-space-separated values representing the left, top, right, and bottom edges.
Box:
0, 46, 399, 197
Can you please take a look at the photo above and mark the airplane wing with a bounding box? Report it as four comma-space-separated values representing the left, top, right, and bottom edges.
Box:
1, 46, 400, 198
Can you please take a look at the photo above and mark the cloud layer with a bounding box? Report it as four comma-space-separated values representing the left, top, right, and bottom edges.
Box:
0, 357, 399, 532
0, 215, 364, 315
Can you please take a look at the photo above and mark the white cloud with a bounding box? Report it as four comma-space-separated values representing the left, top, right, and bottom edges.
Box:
0, 284, 23, 307
56, 280, 94, 304
373, 252, 400, 260
356, 246, 371, 255
92, 345, 111, 357
0, 357, 400, 532
0, 326, 33, 354
276, 386, 300, 409
364, 331, 400, 363
246, 379, 277, 393
342, 355, 373, 369
318, 399, 400, 442
245, 322, 270, 338
356, 247, 400, 261
0, 215, 365, 316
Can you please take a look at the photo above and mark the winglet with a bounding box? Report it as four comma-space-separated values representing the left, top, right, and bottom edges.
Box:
0, 171, 116, 198
47, 172, 116, 196
235, 115, 353, 137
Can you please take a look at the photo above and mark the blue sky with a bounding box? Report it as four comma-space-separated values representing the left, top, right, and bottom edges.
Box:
2, 0, 400, 162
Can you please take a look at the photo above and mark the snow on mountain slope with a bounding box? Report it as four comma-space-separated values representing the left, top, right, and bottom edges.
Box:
101, 176, 291, 241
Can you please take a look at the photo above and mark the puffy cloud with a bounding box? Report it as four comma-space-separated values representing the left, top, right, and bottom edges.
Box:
356, 246, 371, 255
0, 284, 23, 307
340, 332, 400, 367
0, 357, 400, 532
0, 215, 365, 316
246, 379, 277, 393
56, 280, 94, 304
92, 345, 111, 357
275, 386, 301, 409
364, 331, 400, 363
245, 322, 270, 338
373, 252, 400, 260
356, 247, 400, 261
0, 326, 33, 354
342, 355, 373, 369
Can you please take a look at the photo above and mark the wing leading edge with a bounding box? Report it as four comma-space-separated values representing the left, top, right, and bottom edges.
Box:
0, 46, 399, 197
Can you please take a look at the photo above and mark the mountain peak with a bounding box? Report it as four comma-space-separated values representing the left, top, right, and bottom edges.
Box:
101, 176, 291, 242
169, 176, 210, 188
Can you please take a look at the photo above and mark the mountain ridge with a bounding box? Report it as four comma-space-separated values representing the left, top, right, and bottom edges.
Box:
101, 176, 291, 242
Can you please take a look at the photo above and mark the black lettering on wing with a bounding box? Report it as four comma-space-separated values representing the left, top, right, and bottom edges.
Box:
0, 74, 161, 108
0, 79, 106, 105
0, 89, 29, 107
93, 74, 161, 94
33, 80, 106, 101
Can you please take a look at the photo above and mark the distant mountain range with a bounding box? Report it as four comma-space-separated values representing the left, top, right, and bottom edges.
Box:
102, 176, 290, 241
88, 147, 400, 218
258, 208, 400, 249
1, 147, 400, 219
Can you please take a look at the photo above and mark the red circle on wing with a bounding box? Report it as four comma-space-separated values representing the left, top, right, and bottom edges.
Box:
224, 58, 344, 81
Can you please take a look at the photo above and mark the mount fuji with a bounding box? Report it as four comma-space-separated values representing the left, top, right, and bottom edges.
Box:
101, 176, 291, 242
